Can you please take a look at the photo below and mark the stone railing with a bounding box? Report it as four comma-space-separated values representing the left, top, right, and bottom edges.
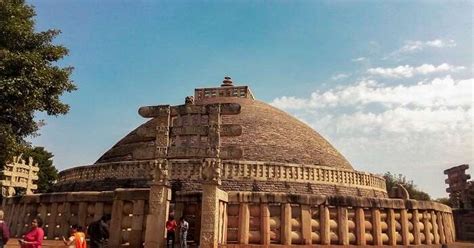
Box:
57, 160, 386, 193
223, 192, 455, 246
2, 189, 149, 247
2, 190, 454, 246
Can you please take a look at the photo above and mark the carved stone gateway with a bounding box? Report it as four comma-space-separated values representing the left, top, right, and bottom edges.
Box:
0, 154, 39, 196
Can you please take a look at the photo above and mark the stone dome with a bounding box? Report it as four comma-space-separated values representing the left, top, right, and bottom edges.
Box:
96, 86, 353, 170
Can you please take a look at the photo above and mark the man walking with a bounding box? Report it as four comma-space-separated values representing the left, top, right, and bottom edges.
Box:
178, 217, 189, 248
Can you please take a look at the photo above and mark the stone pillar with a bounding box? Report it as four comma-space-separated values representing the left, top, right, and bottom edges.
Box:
93, 202, 104, 221
47, 203, 58, 239
355, 207, 366, 245
130, 200, 146, 247
200, 158, 227, 248
320, 205, 330, 245
302, 205, 312, 245
337, 206, 348, 245
372, 208, 382, 246
400, 209, 409, 245
261, 203, 271, 245
431, 211, 439, 244
109, 199, 124, 247
423, 211, 431, 245
144, 160, 171, 248
281, 203, 292, 245
437, 212, 445, 244
387, 209, 397, 246
238, 203, 250, 244
412, 209, 421, 245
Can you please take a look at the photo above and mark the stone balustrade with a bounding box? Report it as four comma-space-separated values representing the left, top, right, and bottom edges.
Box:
2, 189, 454, 246
57, 160, 386, 193
224, 192, 455, 246
2, 189, 149, 247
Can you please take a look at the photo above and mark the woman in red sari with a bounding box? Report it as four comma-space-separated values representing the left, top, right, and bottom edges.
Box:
19, 217, 44, 248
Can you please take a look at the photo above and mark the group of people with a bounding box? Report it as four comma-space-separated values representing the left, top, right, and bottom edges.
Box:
0, 210, 111, 248
0, 211, 190, 248
166, 216, 189, 248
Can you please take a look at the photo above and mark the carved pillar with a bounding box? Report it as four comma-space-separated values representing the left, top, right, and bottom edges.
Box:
355, 207, 366, 245
387, 209, 397, 246
78, 202, 88, 230
320, 205, 330, 245
431, 210, 439, 244
302, 205, 312, 245
423, 211, 431, 245
372, 208, 382, 246
338, 206, 348, 245
437, 212, 445, 244
238, 203, 250, 244
144, 160, 171, 248
47, 203, 58, 239
412, 209, 421, 245
130, 200, 145, 247
281, 203, 292, 245
109, 199, 124, 247
261, 203, 271, 245
200, 158, 227, 248
400, 209, 409, 245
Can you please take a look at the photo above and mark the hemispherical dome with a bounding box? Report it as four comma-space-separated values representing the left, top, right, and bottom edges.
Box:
96, 96, 353, 170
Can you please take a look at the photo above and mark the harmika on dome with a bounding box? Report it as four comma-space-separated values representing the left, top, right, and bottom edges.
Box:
3, 77, 455, 247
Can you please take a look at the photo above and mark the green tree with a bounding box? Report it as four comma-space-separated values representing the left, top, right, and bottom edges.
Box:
23, 146, 58, 193
0, 0, 76, 166
384, 172, 431, 201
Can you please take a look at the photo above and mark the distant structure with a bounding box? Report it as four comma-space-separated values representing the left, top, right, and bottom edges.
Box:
444, 164, 474, 241
444, 164, 473, 208
0, 154, 39, 196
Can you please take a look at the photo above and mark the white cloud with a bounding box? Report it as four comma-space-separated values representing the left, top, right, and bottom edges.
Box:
272, 76, 472, 110
271, 76, 473, 198
352, 57, 366, 62
367, 63, 465, 78
385, 39, 456, 60
331, 73, 350, 81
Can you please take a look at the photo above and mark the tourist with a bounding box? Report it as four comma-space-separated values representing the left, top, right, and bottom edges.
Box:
0, 210, 10, 248
178, 217, 189, 248
62, 224, 86, 248
87, 214, 110, 248
166, 216, 177, 248
19, 217, 44, 248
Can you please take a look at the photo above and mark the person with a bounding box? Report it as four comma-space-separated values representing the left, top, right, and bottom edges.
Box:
63, 225, 86, 248
19, 217, 44, 248
178, 217, 188, 248
0, 210, 10, 248
87, 214, 110, 248
165, 216, 177, 248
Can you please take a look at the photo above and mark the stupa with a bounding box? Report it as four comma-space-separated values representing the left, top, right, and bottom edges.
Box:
2, 77, 455, 247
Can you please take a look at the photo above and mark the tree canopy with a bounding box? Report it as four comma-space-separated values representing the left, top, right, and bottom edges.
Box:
384, 172, 431, 201
0, 0, 76, 166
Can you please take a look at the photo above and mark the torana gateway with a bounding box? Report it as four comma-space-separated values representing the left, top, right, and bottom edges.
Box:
3, 78, 455, 247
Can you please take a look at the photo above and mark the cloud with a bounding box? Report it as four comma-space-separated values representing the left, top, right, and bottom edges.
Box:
331, 73, 350, 81
352, 57, 366, 62
271, 76, 473, 197
272, 76, 472, 110
367, 63, 465, 78
385, 39, 456, 60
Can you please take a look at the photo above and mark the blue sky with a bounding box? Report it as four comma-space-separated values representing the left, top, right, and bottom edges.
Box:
28, 0, 472, 198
